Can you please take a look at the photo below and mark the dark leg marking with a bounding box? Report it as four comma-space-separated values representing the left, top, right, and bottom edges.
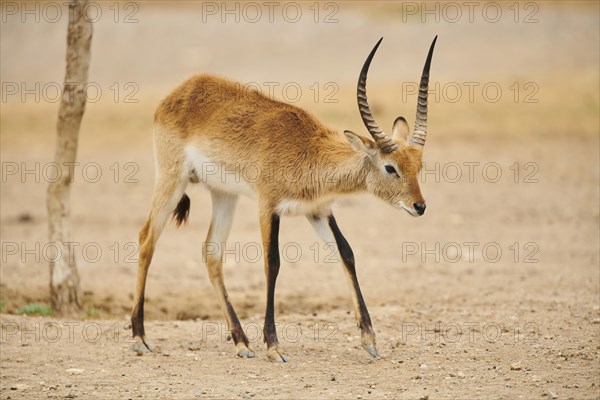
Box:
328, 215, 377, 357
263, 213, 281, 348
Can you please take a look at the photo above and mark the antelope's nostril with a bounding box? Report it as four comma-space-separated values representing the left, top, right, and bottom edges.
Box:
413, 203, 426, 215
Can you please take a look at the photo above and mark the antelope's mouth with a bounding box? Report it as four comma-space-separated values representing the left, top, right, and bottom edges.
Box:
398, 201, 421, 217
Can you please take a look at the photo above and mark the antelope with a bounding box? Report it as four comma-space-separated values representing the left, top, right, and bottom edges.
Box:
131, 36, 437, 362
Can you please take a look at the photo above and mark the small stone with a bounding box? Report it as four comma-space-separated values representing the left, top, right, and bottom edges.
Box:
510, 362, 522, 371
330, 374, 336, 381
419, 395, 429, 400
547, 390, 558, 399
66, 368, 84, 375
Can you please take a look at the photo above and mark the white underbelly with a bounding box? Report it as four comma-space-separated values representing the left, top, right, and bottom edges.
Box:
184, 146, 256, 196
275, 197, 335, 216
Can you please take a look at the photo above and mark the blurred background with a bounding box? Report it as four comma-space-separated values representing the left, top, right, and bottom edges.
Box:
1, 1, 598, 322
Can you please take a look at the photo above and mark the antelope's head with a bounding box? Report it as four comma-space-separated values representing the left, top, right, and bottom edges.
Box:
344, 37, 437, 217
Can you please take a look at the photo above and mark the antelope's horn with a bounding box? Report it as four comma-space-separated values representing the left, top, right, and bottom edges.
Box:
357, 37, 398, 153
411, 36, 437, 147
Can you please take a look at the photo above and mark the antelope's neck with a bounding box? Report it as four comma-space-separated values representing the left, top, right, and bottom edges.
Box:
318, 138, 371, 196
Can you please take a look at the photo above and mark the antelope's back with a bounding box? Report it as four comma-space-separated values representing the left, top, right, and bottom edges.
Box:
154, 75, 334, 145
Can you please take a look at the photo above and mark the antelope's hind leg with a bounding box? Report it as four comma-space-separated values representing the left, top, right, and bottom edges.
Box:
131, 175, 188, 353
204, 191, 254, 358
308, 214, 379, 358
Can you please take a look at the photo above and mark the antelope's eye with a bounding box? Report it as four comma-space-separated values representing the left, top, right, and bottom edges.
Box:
385, 165, 398, 176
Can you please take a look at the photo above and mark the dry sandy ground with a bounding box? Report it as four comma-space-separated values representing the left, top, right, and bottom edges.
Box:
1, 2, 599, 399
3, 135, 599, 400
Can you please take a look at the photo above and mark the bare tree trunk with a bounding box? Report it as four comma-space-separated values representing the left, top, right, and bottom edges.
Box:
47, 0, 93, 314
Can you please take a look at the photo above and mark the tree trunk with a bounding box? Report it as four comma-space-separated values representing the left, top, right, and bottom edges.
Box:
47, 0, 93, 314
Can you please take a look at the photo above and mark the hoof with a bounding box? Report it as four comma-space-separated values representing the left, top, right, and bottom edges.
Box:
362, 343, 380, 359
132, 336, 156, 354
267, 346, 289, 363
237, 345, 256, 358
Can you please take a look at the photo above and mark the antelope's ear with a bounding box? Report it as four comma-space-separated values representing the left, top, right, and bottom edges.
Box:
391, 116, 410, 142
344, 130, 377, 155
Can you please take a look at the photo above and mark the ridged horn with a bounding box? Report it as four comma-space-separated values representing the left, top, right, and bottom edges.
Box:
410, 35, 437, 147
357, 37, 398, 153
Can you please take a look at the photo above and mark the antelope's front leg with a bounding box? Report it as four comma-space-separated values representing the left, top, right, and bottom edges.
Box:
259, 209, 289, 362
309, 214, 379, 358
